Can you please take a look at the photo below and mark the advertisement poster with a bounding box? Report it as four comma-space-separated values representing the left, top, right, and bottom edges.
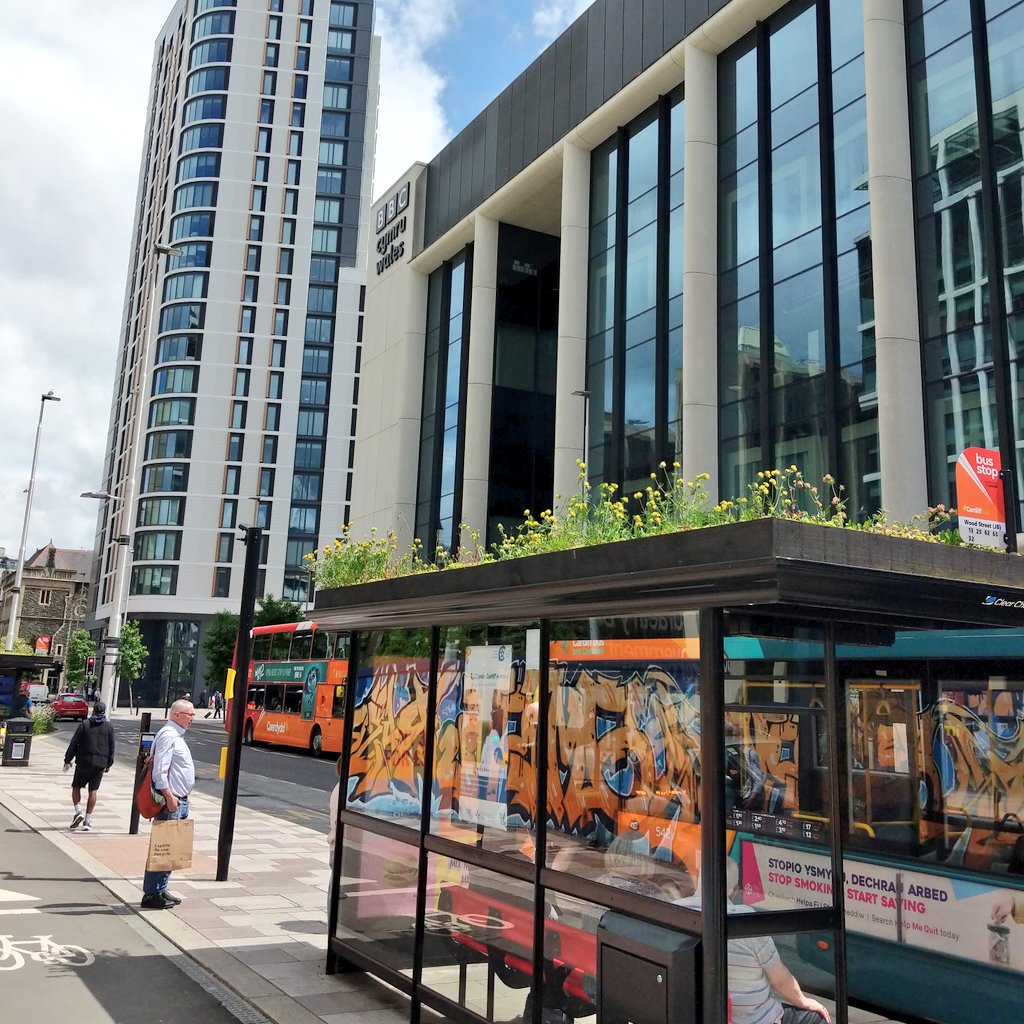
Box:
458, 645, 512, 829
252, 659, 327, 718
741, 839, 1024, 972
34, 635, 51, 656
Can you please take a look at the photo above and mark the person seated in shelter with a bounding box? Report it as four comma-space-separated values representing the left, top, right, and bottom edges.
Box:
676, 858, 831, 1024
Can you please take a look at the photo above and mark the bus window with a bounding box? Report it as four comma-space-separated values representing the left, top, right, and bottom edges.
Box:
265, 683, 285, 711
332, 684, 345, 718
266, 634, 286, 661
291, 631, 314, 661
249, 684, 266, 709
252, 635, 272, 661
312, 629, 331, 659
284, 683, 303, 714
333, 632, 351, 660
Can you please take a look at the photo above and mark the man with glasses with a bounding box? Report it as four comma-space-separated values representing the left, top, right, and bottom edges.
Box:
141, 699, 196, 910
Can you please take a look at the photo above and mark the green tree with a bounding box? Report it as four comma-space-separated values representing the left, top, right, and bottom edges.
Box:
199, 594, 304, 689
66, 629, 95, 688
118, 620, 148, 688
6, 637, 34, 657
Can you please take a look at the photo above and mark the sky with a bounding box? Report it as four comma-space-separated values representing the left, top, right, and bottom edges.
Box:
0, 0, 591, 562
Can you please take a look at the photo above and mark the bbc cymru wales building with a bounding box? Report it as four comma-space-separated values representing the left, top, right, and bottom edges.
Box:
353, 0, 1024, 555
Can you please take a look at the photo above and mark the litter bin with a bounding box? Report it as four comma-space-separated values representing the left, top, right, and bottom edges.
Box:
597, 911, 700, 1024
1, 717, 33, 767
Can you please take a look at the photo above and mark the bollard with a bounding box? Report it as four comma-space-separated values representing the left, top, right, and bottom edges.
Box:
129, 712, 154, 835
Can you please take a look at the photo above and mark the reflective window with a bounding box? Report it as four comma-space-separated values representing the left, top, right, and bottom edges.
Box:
130, 566, 178, 596
176, 153, 220, 182
183, 94, 227, 123
146, 430, 192, 460
141, 463, 188, 493
179, 124, 224, 155
192, 10, 234, 39
134, 531, 182, 561
167, 242, 211, 270
156, 334, 201, 362
148, 398, 196, 427
323, 84, 351, 109
291, 472, 321, 501
170, 212, 214, 241
163, 272, 208, 301
189, 39, 232, 68
153, 366, 199, 394
137, 497, 185, 527
186, 66, 229, 96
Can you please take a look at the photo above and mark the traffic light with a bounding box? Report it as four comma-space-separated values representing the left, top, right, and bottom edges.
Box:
86, 656, 96, 676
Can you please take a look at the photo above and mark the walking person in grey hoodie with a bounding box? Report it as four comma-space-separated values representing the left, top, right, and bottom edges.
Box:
64, 699, 116, 832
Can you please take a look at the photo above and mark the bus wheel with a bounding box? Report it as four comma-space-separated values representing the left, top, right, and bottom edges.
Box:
310, 727, 323, 757
243, 720, 254, 745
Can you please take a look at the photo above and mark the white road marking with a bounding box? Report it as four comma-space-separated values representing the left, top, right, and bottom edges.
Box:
0, 888, 39, 903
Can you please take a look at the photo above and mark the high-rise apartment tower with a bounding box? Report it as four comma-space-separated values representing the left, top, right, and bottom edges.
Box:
91, 0, 378, 701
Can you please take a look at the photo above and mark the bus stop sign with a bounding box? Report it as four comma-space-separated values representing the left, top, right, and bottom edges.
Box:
956, 447, 1005, 549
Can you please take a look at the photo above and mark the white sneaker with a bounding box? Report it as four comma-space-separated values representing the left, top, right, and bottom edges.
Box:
70, 812, 84, 830
79, 822, 92, 832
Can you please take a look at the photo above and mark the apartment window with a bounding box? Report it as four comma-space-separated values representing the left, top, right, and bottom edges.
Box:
316, 168, 344, 194
262, 70, 277, 94
149, 398, 196, 427
300, 378, 328, 405
293, 75, 308, 99
179, 124, 224, 154
310, 256, 338, 283
302, 348, 329, 374
291, 473, 322, 501
177, 153, 220, 182
294, 440, 325, 467
281, 219, 296, 244
301, 0, 314, 16
271, 341, 286, 366
268, 371, 284, 399
289, 132, 303, 156
153, 366, 199, 394
189, 39, 232, 69
141, 464, 188, 493
240, 306, 256, 332
38, 589, 53, 607
298, 20, 312, 43
256, 502, 271, 529
259, 98, 274, 123
330, 3, 356, 28
279, 249, 294, 274
248, 215, 264, 241
307, 286, 335, 313
134, 532, 182, 561
237, 337, 253, 363
220, 499, 237, 528
265, 42, 279, 66
187, 66, 229, 96
286, 159, 301, 185
147, 430, 193, 460
291, 103, 305, 127
315, 198, 342, 222
163, 271, 208, 301
227, 433, 244, 460
274, 309, 289, 334
276, 279, 291, 304
173, 180, 218, 211
170, 213, 214, 241
269, 0, 283, 10
283, 189, 298, 215
259, 468, 276, 496
243, 275, 259, 301
296, 47, 310, 72
213, 567, 231, 598
321, 112, 349, 138
312, 226, 340, 252
267, 15, 282, 39
325, 58, 352, 82
138, 498, 185, 526
262, 435, 278, 462
323, 84, 351, 108
266, 403, 281, 430
183, 94, 227, 123
327, 30, 355, 54
319, 140, 346, 165
245, 245, 261, 271
230, 401, 247, 428
233, 368, 250, 396
216, 532, 234, 563
304, 316, 333, 343
297, 409, 326, 435
157, 334, 202, 362
131, 566, 178, 596
225, 465, 241, 495
257, 127, 272, 152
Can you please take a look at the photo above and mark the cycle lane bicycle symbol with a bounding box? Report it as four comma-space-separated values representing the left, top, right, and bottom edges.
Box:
0, 935, 95, 971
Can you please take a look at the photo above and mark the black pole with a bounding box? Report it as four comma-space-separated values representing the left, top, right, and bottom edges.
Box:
216, 525, 262, 881
128, 711, 152, 835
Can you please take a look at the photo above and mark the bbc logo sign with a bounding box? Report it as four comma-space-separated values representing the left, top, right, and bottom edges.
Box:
376, 182, 410, 234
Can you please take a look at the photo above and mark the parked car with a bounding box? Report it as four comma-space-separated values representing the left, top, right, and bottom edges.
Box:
51, 692, 89, 721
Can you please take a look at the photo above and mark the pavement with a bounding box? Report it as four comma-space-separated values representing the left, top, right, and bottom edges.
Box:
0, 711, 425, 1024
0, 709, 914, 1024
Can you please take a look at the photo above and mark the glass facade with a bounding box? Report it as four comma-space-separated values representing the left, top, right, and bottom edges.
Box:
911, 0, 1024, 523
717, 0, 876, 515
415, 252, 472, 554
587, 88, 685, 492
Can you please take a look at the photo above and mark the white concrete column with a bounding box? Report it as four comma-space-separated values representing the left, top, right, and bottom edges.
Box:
681, 41, 721, 500
864, 0, 929, 520
460, 213, 499, 547
553, 139, 592, 507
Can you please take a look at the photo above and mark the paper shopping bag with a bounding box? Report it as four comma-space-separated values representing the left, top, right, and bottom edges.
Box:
146, 818, 194, 872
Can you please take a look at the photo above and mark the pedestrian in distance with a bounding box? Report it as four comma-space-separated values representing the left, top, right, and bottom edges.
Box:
197, 688, 207, 711
140, 699, 196, 910
11, 682, 33, 718
64, 700, 115, 833
213, 690, 224, 719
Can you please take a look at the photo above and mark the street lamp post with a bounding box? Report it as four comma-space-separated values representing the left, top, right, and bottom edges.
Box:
572, 388, 590, 486
84, 241, 182, 709
5, 390, 61, 652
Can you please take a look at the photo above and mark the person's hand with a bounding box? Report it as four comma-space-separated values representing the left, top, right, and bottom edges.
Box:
63, 762, 71, 773
164, 793, 180, 814
103, 765, 111, 773
798, 997, 831, 1023
992, 895, 1017, 922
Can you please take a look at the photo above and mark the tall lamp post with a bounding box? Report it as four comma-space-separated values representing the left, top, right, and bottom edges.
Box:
83, 241, 182, 709
572, 388, 590, 486
5, 390, 61, 651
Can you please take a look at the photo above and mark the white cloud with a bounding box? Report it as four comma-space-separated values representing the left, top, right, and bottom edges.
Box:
532, 0, 593, 39
370, 0, 463, 198
0, 3, 168, 560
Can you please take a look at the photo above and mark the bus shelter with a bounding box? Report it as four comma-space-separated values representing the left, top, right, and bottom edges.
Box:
312, 519, 1024, 1024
